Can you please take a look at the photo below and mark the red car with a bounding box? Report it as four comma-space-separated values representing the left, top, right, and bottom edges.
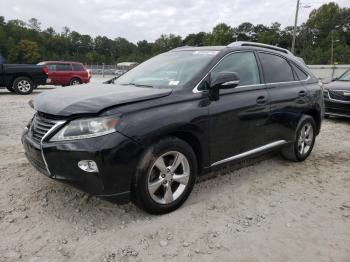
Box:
38, 61, 90, 86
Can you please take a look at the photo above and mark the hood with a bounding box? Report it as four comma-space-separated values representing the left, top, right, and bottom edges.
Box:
33, 83, 172, 117
324, 80, 350, 91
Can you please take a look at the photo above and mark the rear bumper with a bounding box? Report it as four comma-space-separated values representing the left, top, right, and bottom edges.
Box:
22, 130, 142, 204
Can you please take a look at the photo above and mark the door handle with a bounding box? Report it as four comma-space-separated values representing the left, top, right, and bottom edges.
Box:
256, 96, 268, 105
299, 90, 307, 97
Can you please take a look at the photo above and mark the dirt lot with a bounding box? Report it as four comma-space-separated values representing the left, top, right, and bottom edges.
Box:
0, 83, 350, 262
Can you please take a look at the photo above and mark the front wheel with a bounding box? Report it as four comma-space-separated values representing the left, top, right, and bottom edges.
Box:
281, 115, 316, 162
13, 77, 34, 95
133, 137, 197, 214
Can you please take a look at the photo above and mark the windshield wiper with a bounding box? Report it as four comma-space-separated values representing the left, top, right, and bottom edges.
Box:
124, 82, 154, 88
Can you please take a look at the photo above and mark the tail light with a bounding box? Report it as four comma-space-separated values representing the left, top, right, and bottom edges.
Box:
42, 66, 49, 75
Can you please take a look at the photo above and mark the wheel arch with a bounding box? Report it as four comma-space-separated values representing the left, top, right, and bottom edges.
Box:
304, 108, 321, 135
166, 131, 204, 175
70, 76, 82, 83
10, 74, 34, 86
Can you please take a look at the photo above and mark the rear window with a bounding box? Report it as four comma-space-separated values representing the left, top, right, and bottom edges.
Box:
291, 64, 309, 80
259, 52, 295, 83
56, 64, 72, 71
72, 63, 85, 71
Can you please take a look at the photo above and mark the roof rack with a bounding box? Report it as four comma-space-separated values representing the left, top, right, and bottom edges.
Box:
227, 41, 293, 55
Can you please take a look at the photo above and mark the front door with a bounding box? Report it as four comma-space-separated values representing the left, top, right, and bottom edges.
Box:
207, 51, 271, 165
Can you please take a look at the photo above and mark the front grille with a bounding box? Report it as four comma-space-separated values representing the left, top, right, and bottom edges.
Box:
329, 90, 350, 102
30, 114, 58, 144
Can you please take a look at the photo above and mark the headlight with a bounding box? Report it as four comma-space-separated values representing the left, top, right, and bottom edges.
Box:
50, 116, 119, 141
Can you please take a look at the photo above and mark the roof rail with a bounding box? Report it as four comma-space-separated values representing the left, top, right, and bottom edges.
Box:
228, 41, 293, 55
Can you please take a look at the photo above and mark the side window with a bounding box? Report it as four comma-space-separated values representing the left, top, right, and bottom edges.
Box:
211, 52, 260, 87
72, 63, 84, 71
47, 64, 56, 71
291, 63, 308, 80
56, 64, 72, 71
258, 53, 295, 83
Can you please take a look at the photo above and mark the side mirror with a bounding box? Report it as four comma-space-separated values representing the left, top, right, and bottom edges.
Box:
210, 72, 240, 89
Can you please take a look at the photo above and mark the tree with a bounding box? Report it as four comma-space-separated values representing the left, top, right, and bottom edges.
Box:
28, 18, 41, 31
210, 23, 234, 45
0, 2, 349, 65
16, 40, 41, 63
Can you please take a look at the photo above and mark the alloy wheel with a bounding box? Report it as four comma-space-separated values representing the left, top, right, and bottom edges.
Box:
17, 80, 31, 92
297, 122, 314, 156
71, 80, 80, 85
147, 151, 190, 205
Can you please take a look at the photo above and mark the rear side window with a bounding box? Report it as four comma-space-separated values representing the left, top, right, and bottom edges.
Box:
72, 63, 85, 71
291, 63, 308, 80
211, 52, 260, 86
259, 53, 295, 83
56, 64, 72, 71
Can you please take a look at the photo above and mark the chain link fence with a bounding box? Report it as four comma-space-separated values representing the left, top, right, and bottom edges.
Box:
85, 64, 118, 76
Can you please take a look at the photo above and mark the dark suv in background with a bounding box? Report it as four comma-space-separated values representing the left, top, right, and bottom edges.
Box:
23, 42, 324, 214
323, 68, 350, 117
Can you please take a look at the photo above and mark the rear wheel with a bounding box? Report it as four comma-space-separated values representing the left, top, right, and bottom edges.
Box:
281, 115, 316, 162
133, 137, 197, 214
13, 77, 34, 95
69, 78, 81, 86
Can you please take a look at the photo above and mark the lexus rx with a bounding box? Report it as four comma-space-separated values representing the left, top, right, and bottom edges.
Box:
23, 42, 324, 214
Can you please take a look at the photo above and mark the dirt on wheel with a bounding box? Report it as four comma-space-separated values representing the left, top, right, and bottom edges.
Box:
0, 87, 349, 262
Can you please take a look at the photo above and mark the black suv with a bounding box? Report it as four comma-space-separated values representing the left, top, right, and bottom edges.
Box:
22, 42, 324, 214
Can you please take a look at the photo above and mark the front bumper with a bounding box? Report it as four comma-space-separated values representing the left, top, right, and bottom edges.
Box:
22, 129, 141, 204
324, 99, 350, 117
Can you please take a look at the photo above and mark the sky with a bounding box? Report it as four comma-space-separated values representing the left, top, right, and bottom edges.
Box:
1, 0, 350, 43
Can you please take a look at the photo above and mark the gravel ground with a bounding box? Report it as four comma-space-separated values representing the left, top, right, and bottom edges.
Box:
0, 81, 350, 262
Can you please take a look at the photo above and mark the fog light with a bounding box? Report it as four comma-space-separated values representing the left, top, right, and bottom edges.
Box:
78, 160, 99, 173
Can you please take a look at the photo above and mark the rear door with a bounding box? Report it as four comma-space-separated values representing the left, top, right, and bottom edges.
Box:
56, 63, 73, 85
208, 51, 271, 165
257, 52, 309, 143
72, 63, 87, 81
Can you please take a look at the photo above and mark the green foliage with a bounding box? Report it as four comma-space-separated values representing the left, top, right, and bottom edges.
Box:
16, 40, 41, 63
0, 3, 349, 65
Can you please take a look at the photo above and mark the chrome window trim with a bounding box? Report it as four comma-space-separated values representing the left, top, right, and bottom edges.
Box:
266, 75, 311, 86
192, 51, 311, 94
210, 140, 288, 167
40, 121, 66, 176
324, 90, 350, 104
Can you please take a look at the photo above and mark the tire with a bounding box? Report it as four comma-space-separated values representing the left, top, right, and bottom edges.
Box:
6, 86, 16, 93
281, 115, 316, 162
133, 137, 197, 214
69, 78, 81, 86
13, 77, 34, 95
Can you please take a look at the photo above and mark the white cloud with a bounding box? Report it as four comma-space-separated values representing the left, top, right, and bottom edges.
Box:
1, 0, 349, 42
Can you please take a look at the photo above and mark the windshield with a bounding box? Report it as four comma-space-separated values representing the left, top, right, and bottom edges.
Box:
339, 70, 350, 81
116, 50, 219, 88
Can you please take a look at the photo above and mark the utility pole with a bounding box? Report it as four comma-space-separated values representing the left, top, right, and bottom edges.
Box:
291, 0, 300, 54
331, 32, 334, 65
